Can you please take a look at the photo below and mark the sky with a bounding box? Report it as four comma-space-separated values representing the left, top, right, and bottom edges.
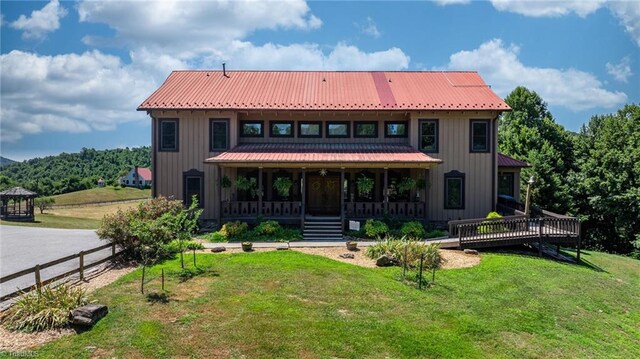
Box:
1, 0, 638, 161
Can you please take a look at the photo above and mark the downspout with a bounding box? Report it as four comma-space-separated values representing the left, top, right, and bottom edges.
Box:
492, 113, 499, 211
150, 112, 158, 198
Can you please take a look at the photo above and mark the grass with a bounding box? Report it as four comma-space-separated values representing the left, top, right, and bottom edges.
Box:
13, 249, 638, 358
51, 186, 150, 206
0, 213, 100, 229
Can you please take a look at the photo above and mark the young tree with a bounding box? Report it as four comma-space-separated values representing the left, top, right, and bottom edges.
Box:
34, 196, 55, 214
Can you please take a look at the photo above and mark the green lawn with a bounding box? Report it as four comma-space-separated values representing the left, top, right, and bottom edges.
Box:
52, 186, 150, 206
17, 250, 640, 358
0, 213, 100, 229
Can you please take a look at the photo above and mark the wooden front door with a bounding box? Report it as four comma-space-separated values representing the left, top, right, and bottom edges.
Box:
306, 175, 341, 215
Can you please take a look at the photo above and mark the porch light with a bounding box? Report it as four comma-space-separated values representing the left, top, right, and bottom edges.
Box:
319, 168, 328, 176
524, 176, 535, 216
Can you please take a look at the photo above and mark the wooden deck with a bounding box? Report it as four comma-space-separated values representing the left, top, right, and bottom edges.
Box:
448, 215, 581, 260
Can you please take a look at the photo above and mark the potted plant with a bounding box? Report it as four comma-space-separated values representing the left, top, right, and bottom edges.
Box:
346, 240, 358, 251
397, 177, 417, 195
221, 175, 232, 189
356, 175, 374, 197
235, 176, 258, 198
241, 241, 253, 252
273, 176, 293, 199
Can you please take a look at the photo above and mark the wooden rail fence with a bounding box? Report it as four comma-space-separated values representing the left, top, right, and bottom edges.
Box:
0, 242, 122, 302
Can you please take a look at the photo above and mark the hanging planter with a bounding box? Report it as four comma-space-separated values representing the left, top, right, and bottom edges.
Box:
235, 176, 258, 199
397, 177, 417, 195
221, 175, 232, 189
273, 177, 293, 199
356, 175, 374, 197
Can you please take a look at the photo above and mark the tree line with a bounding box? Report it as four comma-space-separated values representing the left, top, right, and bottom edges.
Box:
0, 147, 151, 196
500, 87, 639, 258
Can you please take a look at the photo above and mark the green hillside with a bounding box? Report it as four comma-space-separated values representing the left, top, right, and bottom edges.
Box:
0, 147, 150, 196
52, 186, 151, 206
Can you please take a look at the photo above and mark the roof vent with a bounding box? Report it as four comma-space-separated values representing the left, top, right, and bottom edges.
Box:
223, 63, 230, 78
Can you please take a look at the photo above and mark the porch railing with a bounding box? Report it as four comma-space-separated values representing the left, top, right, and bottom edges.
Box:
345, 202, 425, 218
221, 201, 302, 218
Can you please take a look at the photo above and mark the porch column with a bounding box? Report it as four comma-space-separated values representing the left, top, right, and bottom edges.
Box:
340, 167, 345, 232
383, 167, 389, 214
300, 168, 306, 230
423, 168, 429, 223
258, 167, 263, 217
216, 165, 222, 226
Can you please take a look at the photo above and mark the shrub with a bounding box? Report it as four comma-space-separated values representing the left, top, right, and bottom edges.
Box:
163, 240, 204, 254
365, 236, 443, 270
426, 229, 448, 239
478, 211, 507, 234
2, 284, 89, 332
253, 220, 281, 236
219, 221, 249, 240
34, 196, 55, 214
400, 221, 426, 239
207, 231, 228, 242
365, 237, 405, 259
363, 219, 389, 238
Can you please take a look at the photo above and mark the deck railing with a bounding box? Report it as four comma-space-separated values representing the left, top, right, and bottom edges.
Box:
221, 201, 302, 218
345, 201, 424, 218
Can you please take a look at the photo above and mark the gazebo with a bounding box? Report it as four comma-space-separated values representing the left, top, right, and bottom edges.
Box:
0, 187, 37, 222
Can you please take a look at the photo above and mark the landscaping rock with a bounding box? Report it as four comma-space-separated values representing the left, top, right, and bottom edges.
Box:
276, 246, 289, 250
376, 255, 392, 267
70, 304, 108, 326
339, 253, 355, 259
464, 249, 479, 255
211, 247, 226, 253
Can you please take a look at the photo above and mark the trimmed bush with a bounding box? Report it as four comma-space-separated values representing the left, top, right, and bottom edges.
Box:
365, 236, 443, 270
219, 221, 249, 240
253, 220, 281, 236
2, 284, 89, 332
400, 221, 426, 239
478, 211, 507, 234
363, 219, 389, 238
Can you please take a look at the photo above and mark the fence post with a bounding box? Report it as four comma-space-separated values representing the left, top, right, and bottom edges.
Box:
458, 226, 462, 248
111, 243, 116, 257
34, 264, 42, 289
403, 244, 408, 279
161, 268, 165, 291
79, 251, 85, 281
418, 254, 424, 290
538, 218, 544, 257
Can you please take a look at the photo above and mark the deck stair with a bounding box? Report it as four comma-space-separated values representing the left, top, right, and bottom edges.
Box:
303, 216, 343, 241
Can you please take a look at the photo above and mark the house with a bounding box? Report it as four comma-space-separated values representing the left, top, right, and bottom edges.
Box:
497, 153, 529, 200
97, 178, 105, 187
119, 166, 152, 188
138, 70, 519, 234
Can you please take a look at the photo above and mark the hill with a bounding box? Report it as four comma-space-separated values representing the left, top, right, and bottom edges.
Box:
0, 147, 151, 196
0, 156, 17, 166
52, 186, 151, 206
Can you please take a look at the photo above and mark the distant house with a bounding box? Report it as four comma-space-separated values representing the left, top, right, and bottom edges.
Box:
97, 178, 105, 187
119, 167, 152, 188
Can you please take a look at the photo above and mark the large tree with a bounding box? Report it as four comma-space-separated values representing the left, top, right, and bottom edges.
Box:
498, 86, 575, 213
571, 104, 640, 255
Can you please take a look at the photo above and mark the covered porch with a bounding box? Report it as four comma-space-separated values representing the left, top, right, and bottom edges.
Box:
206, 143, 442, 229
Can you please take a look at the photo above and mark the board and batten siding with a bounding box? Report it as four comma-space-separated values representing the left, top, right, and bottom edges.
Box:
410, 111, 499, 222
151, 110, 237, 219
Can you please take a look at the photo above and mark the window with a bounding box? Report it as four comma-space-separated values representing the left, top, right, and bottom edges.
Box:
384, 121, 408, 138
298, 121, 322, 138
159, 119, 178, 151
240, 121, 263, 137
470, 120, 490, 153
183, 169, 204, 208
210, 119, 229, 151
498, 172, 515, 197
419, 120, 438, 152
270, 121, 294, 137
444, 170, 465, 209
327, 121, 350, 138
354, 122, 378, 138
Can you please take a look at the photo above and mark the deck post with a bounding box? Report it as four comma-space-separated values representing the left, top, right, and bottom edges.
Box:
423, 168, 428, 223
340, 168, 345, 233
538, 218, 544, 257
216, 165, 222, 227
576, 220, 582, 263
258, 167, 263, 217
458, 226, 462, 248
300, 168, 306, 230
383, 168, 389, 215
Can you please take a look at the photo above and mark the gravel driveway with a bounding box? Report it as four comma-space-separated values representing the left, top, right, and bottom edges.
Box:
0, 225, 108, 298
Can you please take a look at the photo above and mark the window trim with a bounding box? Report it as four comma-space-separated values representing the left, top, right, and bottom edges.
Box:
298, 121, 322, 138
269, 121, 294, 138
444, 170, 465, 210
470, 119, 491, 153
326, 121, 350, 138
419, 119, 439, 153
209, 118, 230, 152
384, 121, 409, 138
239, 120, 264, 138
183, 169, 204, 208
353, 121, 378, 138
158, 118, 179, 152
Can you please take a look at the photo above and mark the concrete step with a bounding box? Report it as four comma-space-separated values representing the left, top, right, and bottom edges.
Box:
304, 221, 341, 226
303, 236, 344, 241
303, 225, 342, 230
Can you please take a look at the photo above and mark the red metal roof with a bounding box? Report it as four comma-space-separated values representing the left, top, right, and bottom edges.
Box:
498, 153, 529, 167
206, 143, 442, 167
138, 71, 510, 111
137, 167, 152, 180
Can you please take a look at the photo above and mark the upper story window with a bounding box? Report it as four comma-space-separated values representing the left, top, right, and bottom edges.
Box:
354, 122, 378, 138
270, 121, 294, 137
298, 121, 322, 138
327, 121, 350, 138
240, 121, 263, 137
444, 170, 465, 209
159, 118, 178, 152
419, 119, 438, 153
470, 120, 490, 153
384, 121, 408, 138
210, 119, 229, 151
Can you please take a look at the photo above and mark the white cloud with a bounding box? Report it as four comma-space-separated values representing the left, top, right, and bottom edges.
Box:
357, 17, 381, 38
441, 39, 627, 111
606, 56, 633, 82
489, 0, 605, 17
0, 50, 157, 143
10, 0, 67, 39
608, 1, 640, 46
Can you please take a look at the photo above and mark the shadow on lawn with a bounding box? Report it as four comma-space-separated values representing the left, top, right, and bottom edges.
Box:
483, 246, 607, 273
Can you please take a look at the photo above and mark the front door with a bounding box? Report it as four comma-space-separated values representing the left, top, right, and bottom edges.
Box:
306, 175, 341, 215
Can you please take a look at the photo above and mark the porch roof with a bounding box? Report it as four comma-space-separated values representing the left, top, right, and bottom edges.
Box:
205, 143, 443, 168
